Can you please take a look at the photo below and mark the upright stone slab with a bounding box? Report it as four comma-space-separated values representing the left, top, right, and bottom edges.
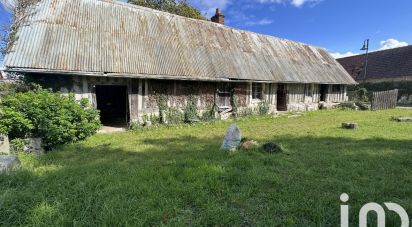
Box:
24, 138, 45, 155
0, 156, 20, 172
221, 124, 241, 151
0, 135, 10, 155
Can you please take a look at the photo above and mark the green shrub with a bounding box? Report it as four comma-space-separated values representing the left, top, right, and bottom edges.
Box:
0, 81, 40, 99
201, 104, 218, 122
10, 138, 25, 154
129, 121, 144, 130
258, 100, 270, 115
165, 107, 184, 125
238, 107, 255, 117
142, 113, 160, 126
348, 86, 369, 102
0, 89, 101, 150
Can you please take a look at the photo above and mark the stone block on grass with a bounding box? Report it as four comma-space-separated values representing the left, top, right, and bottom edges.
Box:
0, 156, 21, 173
342, 123, 358, 129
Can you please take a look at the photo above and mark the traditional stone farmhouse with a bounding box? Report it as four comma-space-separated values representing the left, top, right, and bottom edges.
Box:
4, 0, 355, 125
338, 45, 412, 83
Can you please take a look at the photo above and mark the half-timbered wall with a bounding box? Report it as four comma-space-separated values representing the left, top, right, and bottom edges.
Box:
27, 74, 350, 123
325, 85, 348, 103
285, 84, 319, 111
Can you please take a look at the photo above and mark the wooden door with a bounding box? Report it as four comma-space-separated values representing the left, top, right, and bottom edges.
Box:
277, 84, 287, 111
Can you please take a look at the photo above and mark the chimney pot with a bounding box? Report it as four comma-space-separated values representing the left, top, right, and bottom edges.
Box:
211, 8, 225, 25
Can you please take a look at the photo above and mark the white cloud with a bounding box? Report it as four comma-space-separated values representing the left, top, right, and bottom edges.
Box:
191, 0, 322, 18
330, 51, 357, 59
378, 38, 408, 51
245, 18, 274, 26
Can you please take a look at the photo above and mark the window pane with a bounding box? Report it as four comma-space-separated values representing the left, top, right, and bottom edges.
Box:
252, 83, 263, 100
305, 84, 313, 97
332, 85, 341, 92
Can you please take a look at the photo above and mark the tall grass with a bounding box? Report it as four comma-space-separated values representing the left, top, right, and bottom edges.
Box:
1, 109, 411, 226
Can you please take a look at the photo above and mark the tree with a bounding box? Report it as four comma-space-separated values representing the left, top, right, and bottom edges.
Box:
128, 0, 205, 20
1, 0, 41, 56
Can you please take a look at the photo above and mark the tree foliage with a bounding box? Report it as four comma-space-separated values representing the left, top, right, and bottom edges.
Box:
128, 0, 205, 20
1, 0, 41, 56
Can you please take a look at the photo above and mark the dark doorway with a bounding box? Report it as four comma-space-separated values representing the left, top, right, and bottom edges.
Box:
277, 84, 287, 111
96, 85, 129, 127
320, 84, 328, 102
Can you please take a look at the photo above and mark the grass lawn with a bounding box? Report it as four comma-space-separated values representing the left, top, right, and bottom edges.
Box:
1, 109, 412, 226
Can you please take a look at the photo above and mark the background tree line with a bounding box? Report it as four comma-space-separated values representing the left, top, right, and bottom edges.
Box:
128, 0, 205, 20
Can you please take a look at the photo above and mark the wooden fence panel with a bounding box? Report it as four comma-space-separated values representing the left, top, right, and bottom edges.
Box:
371, 89, 398, 110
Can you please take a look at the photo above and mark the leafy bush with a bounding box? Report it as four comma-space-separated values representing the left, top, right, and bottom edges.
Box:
258, 100, 270, 115
0, 89, 101, 150
10, 138, 25, 154
238, 107, 255, 117
142, 113, 160, 126
0, 81, 40, 99
201, 104, 218, 122
165, 107, 184, 125
348, 86, 369, 102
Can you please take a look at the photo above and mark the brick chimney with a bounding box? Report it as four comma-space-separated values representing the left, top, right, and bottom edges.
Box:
211, 8, 225, 25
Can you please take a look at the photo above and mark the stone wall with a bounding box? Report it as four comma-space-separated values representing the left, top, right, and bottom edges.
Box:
142, 80, 248, 113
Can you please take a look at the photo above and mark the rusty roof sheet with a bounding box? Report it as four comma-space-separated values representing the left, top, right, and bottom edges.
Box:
4, 0, 356, 84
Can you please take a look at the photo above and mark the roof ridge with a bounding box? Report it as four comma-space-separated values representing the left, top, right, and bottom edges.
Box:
338, 45, 412, 59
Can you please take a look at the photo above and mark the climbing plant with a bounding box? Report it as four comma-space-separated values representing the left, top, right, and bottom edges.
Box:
184, 95, 199, 123
154, 93, 168, 124
230, 88, 238, 117
165, 107, 184, 124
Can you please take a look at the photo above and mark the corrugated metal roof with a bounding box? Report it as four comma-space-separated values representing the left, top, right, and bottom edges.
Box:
4, 0, 356, 84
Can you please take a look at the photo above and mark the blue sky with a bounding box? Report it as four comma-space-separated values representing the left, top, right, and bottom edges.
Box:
1, 0, 412, 68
